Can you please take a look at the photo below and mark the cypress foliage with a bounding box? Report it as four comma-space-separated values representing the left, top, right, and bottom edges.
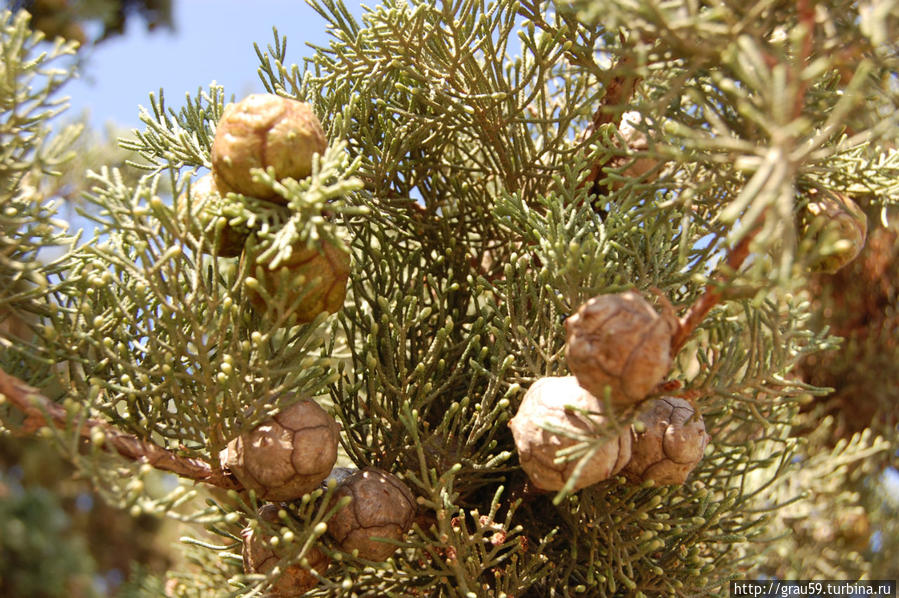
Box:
2, 2, 898, 596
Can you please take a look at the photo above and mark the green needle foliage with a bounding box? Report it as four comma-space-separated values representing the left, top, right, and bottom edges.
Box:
2, 1, 899, 597
1, 9, 80, 351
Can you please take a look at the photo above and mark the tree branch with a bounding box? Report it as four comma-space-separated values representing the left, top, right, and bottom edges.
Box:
578, 50, 642, 195
0, 369, 242, 491
670, 226, 761, 355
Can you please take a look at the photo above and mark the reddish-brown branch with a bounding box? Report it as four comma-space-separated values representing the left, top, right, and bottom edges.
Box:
670, 227, 761, 355
578, 53, 642, 191
670, 5, 815, 355
0, 369, 242, 491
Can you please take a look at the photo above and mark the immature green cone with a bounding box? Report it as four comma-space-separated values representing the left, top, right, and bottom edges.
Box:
176, 173, 249, 257
623, 397, 709, 485
509, 376, 632, 491
800, 189, 867, 274
565, 290, 678, 406
211, 93, 327, 201
223, 398, 340, 501
327, 467, 416, 561
246, 238, 350, 324
242, 504, 330, 597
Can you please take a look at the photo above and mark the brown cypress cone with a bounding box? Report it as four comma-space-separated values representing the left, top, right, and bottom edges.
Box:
327, 467, 416, 561
245, 237, 350, 323
223, 398, 339, 501
605, 111, 660, 188
211, 93, 327, 202
242, 504, 329, 597
565, 290, 678, 406
175, 173, 249, 257
623, 396, 709, 485
509, 376, 632, 491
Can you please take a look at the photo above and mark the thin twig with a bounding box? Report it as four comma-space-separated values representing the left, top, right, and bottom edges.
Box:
0, 369, 242, 490
670, 226, 761, 355
578, 52, 642, 193
671, 6, 816, 354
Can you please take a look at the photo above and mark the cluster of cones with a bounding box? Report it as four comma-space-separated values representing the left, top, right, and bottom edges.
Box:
223, 399, 415, 596
202, 95, 413, 596
178, 93, 350, 325
510, 290, 710, 492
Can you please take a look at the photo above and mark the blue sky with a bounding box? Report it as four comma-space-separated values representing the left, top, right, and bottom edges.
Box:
66, 1, 364, 131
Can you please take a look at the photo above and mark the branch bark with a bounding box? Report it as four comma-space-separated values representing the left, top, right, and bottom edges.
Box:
0, 369, 242, 491
670, 225, 761, 355
578, 53, 642, 195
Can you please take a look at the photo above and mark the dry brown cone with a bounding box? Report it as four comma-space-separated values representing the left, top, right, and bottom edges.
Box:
242, 504, 330, 597
222, 398, 340, 501
244, 237, 350, 325
623, 396, 709, 485
327, 467, 416, 561
211, 94, 327, 202
565, 290, 678, 406
509, 376, 632, 492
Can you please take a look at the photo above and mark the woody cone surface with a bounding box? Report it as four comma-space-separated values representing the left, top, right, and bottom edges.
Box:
566, 290, 677, 406
328, 467, 416, 561
224, 399, 339, 501
509, 376, 632, 491
246, 238, 350, 323
242, 504, 329, 597
212, 94, 327, 202
623, 397, 709, 485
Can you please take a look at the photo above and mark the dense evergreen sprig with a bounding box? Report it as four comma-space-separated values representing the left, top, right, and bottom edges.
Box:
2, 0, 898, 596
0, 9, 80, 345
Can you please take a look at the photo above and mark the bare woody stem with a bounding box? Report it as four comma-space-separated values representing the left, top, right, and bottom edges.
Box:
670, 226, 761, 355
578, 52, 641, 192
0, 368, 242, 491
667, 0, 821, 355
671, 7, 816, 356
